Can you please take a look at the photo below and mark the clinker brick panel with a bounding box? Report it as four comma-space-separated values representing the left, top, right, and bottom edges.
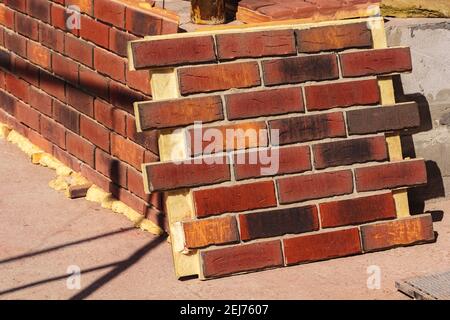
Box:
313, 136, 388, 169
347, 102, 420, 135
131, 36, 216, 69
269, 112, 346, 145
225, 87, 303, 120
340, 47, 412, 77
296, 23, 372, 53
136, 96, 223, 130
262, 54, 339, 86
361, 215, 435, 252
201, 240, 283, 278
193, 181, 277, 218
183, 216, 239, 249
216, 30, 296, 60
277, 170, 353, 204
305, 79, 380, 111
178, 62, 261, 95
239, 205, 319, 241
283, 228, 362, 265
319, 192, 397, 228
144, 156, 231, 192
355, 159, 428, 192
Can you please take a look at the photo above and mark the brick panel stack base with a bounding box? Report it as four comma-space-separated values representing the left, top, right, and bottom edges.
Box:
129, 17, 436, 280
0, 0, 180, 231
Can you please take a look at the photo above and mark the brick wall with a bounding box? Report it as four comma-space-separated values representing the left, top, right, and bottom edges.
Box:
130, 21, 435, 279
0, 0, 179, 228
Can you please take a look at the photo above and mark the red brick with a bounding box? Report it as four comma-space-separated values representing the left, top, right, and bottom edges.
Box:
109, 28, 138, 57
347, 102, 420, 135
66, 131, 95, 167
355, 159, 427, 192
65, 34, 94, 67
313, 136, 388, 169
16, 12, 39, 40
305, 79, 380, 111
131, 36, 216, 70
66, 86, 94, 117
0, 5, 15, 29
13, 56, 39, 86
262, 54, 339, 86
16, 100, 40, 131
269, 112, 346, 146
239, 205, 318, 241
27, 41, 51, 70
5, 73, 29, 103
4, 0, 26, 12
69, 0, 94, 15
183, 216, 239, 249
216, 29, 295, 60
115, 187, 149, 215
50, 3, 72, 32
277, 170, 353, 204
193, 181, 277, 218
109, 80, 146, 112
80, 163, 116, 193
28, 129, 53, 154
125, 6, 178, 37
94, 0, 125, 27
0, 49, 11, 71
201, 240, 283, 278
340, 47, 413, 77
111, 133, 144, 170
126, 118, 159, 156
27, 0, 50, 23
296, 23, 372, 53
188, 121, 268, 156
40, 70, 66, 101
4, 30, 27, 57
0, 89, 16, 116
80, 115, 110, 151
39, 23, 65, 52
360, 214, 435, 252
53, 145, 82, 172
95, 148, 127, 187
178, 62, 261, 95
52, 53, 79, 84
94, 48, 126, 82
125, 68, 151, 95
234, 145, 311, 180
40, 115, 66, 148
28, 87, 52, 116
94, 99, 126, 136
320, 192, 396, 228
283, 228, 362, 265
80, 15, 109, 48
127, 166, 152, 200
79, 66, 109, 100
136, 96, 223, 131
53, 100, 80, 133
226, 87, 303, 120
144, 155, 231, 192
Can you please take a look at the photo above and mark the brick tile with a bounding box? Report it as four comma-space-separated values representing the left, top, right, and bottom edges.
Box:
183, 216, 239, 249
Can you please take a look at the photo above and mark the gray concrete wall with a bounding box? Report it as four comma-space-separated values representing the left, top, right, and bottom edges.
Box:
386, 18, 450, 205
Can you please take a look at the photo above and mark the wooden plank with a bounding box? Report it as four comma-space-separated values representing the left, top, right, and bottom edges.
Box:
371, 18, 410, 218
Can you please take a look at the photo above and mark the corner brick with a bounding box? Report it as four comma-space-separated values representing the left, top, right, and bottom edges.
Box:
305, 79, 380, 111
355, 159, 428, 192
239, 205, 318, 241
346, 102, 420, 135
296, 23, 372, 53
125, 6, 178, 36
216, 29, 296, 60
360, 214, 435, 252
193, 181, 277, 218
66, 131, 95, 167
109, 28, 138, 57
136, 96, 223, 131
183, 216, 239, 249
201, 240, 283, 278
269, 112, 346, 146
313, 136, 388, 169
233, 145, 311, 180
262, 54, 339, 86
80, 115, 110, 151
277, 170, 353, 204
225, 87, 303, 120
340, 47, 412, 77
283, 228, 362, 265
320, 192, 397, 228
131, 36, 216, 69
143, 155, 231, 192
178, 61, 261, 95
53, 100, 80, 133
111, 133, 144, 170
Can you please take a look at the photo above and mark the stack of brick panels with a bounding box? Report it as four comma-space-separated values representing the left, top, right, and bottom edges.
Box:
129, 17, 436, 279
0, 0, 179, 229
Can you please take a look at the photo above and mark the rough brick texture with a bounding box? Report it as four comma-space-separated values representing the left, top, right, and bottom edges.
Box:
183, 216, 239, 249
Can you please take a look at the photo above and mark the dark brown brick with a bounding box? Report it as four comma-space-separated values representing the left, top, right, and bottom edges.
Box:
79, 66, 109, 100
53, 100, 80, 133
95, 148, 127, 187
66, 85, 94, 117
4, 30, 27, 57
27, 0, 50, 23
109, 28, 138, 57
40, 70, 66, 101
39, 23, 65, 52
40, 115, 66, 149
16, 12, 38, 40
28, 86, 52, 116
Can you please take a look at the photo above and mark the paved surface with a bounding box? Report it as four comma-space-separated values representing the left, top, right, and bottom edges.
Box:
0, 138, 449, 300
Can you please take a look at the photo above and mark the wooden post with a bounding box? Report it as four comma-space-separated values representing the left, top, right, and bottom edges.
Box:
191, 0, 225, 25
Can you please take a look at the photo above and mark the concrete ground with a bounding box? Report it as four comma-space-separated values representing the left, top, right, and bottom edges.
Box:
0, 138, 449, 300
